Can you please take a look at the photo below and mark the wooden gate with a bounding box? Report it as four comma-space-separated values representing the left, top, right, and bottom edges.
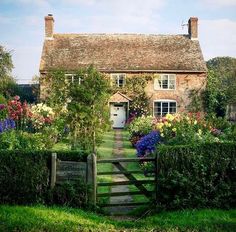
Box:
96, 156, 157, 208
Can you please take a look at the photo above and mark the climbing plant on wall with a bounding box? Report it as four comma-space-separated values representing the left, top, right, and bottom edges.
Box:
111, 74, 152, 117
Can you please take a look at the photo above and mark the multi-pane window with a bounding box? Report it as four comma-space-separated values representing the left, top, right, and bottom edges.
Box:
65, 74, 83, 85
154, 74, 176, 90
111, 74, 126, 87
154, 100, 177, 117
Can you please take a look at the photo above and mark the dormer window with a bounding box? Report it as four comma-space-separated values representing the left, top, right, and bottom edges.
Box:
65, 74, 83, 85
154, 74, 176, 90
111, 74, 126, 87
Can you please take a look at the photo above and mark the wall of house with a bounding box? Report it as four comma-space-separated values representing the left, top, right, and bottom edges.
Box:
145, 73, 207, 113
113, 72, 207, 114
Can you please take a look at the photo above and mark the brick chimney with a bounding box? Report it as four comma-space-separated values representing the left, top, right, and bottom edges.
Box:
45, 14, 54, 39
188, 17, 198, 40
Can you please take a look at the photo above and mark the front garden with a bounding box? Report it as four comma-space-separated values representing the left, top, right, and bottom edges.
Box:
0, 66, 235, 231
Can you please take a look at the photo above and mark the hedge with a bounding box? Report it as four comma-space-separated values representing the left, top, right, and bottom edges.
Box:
0, 150, 88, 205
156, 142, 236, 210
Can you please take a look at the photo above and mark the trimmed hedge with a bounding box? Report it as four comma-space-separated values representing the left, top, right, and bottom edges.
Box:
0, 150, 88, 205
156, 142, 236, 210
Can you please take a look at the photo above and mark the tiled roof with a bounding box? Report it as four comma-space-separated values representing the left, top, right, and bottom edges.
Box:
109, 92, 132, 103
40, 33, 207, 73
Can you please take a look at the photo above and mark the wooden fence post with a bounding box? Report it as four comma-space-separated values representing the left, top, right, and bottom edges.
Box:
50, 153, 57, 189
87, 153, 97, 206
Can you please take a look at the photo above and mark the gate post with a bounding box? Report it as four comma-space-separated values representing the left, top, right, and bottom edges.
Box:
87, 153, 97, 207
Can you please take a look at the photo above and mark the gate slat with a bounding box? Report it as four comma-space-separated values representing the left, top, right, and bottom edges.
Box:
97, 179, 155, 186
97, 190, 154, 197
97, 170, 154, 175
100, 202, 150, 207
97, 157, 155, 163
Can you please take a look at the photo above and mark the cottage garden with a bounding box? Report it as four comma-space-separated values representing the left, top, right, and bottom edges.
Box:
0, 73, 236, 231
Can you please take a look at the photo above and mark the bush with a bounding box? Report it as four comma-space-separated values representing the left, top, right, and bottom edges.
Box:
156, 143, 236, 210
0, 150, 88, 206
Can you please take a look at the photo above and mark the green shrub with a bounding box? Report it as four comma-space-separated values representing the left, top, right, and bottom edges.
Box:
0, 150, 88, 205
156, 143, 236, 210
47, 181, 87, 207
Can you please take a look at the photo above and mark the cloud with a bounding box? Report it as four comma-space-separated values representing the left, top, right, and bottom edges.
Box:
200, 0, 236, 7
199, 18, 236, 60
55, 0, 165, 33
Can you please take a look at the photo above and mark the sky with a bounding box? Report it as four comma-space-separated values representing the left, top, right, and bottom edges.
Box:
0, 0, 236, 84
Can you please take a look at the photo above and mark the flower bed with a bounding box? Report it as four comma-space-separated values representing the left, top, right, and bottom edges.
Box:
0, 96, 57, 150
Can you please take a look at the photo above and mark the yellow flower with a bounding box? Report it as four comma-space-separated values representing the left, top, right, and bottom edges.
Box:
198, 129, 202, 135
172, 128, 177, 132
161, 133, 164, 137
194, 120, 197, 125
167, 123, 172, 127
160, 128, 163, 133
166, 113, 175, 121
164, 121, 168, 126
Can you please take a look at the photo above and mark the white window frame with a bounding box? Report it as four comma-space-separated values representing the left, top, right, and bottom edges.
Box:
153, 99, 177, 117
154, 74, 176, 90
110, 73, 126, 87
65, 74, 83, 85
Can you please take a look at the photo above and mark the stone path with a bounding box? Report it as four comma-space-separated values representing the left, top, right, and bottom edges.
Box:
107, 129, 135, 216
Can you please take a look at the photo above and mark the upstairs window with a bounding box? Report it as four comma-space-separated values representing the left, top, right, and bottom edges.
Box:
65, 74, 83, 85
111, 74, 126, 87
153, 100, 177, 117
154, 74, 176, 90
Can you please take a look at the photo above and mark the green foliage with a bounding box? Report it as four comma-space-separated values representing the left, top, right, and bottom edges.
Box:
205, 57, 236, 116
0, 130, 48, 150
128, 115, 154, 136
0, 150, 88, 205
156, 143, 236, 210
0, 45, 19, 98
47, 181, 87, 207
45, 66, 111, 152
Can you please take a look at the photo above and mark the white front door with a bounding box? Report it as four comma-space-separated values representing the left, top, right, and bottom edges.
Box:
110, 104, 126, 128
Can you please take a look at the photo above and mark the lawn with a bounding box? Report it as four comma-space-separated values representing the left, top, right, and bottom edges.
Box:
96, 130, 115, 204
0, 205, 235, 232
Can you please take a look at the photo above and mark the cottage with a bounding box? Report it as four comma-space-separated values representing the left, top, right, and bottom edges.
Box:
40, 14, 207, 128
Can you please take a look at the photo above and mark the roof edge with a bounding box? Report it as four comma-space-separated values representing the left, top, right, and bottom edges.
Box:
40, 69, 207, 74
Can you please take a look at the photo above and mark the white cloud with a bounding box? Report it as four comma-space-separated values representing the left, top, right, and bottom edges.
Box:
199, 19, 236, 60
200, 0, 236, 7
55, 0, 165, 33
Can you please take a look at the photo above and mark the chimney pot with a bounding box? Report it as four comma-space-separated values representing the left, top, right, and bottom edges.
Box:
188, 17, 198, 40
45, 14, 54, 39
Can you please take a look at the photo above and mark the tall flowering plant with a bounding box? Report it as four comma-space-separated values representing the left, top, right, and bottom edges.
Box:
31, 103, 55, 130
7, 96, 32, 131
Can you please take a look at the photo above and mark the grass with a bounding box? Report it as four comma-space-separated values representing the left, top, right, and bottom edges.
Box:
96, 130, 115, 204
0, 205, 235, 232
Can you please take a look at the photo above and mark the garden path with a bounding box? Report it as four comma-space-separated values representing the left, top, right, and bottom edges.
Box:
107, 129, 135, 216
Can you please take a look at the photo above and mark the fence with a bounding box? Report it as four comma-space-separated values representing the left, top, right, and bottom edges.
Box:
50, 153, 157, 207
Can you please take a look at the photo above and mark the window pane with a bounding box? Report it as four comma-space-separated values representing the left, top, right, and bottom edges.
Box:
111, 75, 117, 86
169, 102, 176, 113
169, 80, 175, 89
118, 75, 124, 87
161, 75, 168, 89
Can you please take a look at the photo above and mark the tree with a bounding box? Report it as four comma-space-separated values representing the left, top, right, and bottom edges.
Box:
204, 57, 236, 116
45, 66, 111, 152
0, 45, 18, 98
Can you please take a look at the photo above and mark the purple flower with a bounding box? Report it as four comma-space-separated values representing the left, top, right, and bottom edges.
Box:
0, 118, 15, 134
136, 130, 161, 157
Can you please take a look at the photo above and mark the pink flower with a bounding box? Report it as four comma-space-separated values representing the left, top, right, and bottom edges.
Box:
14, 96, 20, 101
0, 104, 5, 110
